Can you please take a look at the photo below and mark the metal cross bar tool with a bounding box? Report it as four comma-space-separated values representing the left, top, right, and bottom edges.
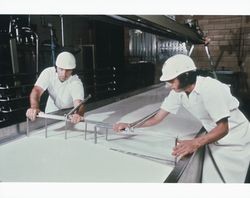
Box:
26, 94, 116, 143
27, 112, 113, 143
26, 94, 91, 138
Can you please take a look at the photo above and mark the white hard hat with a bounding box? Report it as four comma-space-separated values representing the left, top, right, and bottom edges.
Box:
160, 54, 196, 81
55, 52, 76, 69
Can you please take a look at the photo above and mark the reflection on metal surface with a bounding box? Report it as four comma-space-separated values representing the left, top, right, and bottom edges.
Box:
129, 29, 156, 63
129, 28, 190, 65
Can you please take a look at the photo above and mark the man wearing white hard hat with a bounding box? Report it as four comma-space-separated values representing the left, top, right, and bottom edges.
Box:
26, 51, 85, 124
113, 54, 250, 183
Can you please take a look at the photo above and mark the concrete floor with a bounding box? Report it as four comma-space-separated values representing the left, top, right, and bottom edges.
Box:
0, 85, 202, 182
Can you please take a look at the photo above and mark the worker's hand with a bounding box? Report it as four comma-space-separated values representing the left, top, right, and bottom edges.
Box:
172, 139, 201, 158
26, 108, 40, 121
204, 36, 211, 45
69, 113, 83, 124
113, 122, 130, 132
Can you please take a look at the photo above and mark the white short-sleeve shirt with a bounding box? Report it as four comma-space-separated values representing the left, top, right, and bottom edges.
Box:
161, 76, 246, 132
35, 67, 84, 113
161, 76, 250, 182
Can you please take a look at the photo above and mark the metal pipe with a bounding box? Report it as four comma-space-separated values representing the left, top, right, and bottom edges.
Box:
0, 96, 28, 102
48, 23, 56, 65
65, 118, 68, 140
34, 32, 39, 77
174, 137, 178, 166
205, 45, 218, 79
94, 126, 97, 144
188, 44, 194, 56
9, 38, 19, 74
60, 15, 65, 47
85, 120, 113, 129
26, 118, 29, 136
84, 122, 87, 140
45, 118, 48, 138
105, 128, 108, 140
1, 106, 27, 113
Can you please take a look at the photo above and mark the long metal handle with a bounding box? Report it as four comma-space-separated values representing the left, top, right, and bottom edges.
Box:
188, 44, 194, 56
129, 109, 159, 129
205, 45, 218, 79
65, 94, 91, 117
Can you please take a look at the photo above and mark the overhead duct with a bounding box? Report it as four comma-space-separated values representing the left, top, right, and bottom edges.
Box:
108, 15, 205, 44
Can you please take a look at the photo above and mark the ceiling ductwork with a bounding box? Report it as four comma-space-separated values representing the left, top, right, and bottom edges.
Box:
108, 15, 205, 44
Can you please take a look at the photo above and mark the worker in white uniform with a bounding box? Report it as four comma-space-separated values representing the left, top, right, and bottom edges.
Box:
26, 51, 85, 124
113, 54, 250, 183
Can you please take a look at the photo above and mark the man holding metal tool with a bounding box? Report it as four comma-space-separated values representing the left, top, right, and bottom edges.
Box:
113, 54, 250, 183
26, 51, 85, 124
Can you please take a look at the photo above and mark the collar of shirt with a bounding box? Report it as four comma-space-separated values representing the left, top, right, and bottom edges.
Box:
190, 76, 204, 95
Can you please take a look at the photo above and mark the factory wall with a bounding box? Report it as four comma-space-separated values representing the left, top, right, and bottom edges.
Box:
194, 16, 250, 71
176, 16, 250, 97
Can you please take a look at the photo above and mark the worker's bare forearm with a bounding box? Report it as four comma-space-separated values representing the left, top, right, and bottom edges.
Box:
26, 86, 43, 120
29, 86, 43, 109
195, 118, 229, 147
